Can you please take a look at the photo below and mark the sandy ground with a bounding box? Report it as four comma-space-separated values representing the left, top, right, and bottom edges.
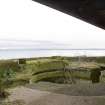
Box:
7, 84, 105, 105
7, 86, 50, 104
30, 95, 105, 105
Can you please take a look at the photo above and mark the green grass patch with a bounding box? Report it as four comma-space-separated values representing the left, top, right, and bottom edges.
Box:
30, 71, 65, 83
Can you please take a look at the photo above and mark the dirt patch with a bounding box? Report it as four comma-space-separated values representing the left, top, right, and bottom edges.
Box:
30, 95, 105, 105
26, 82, 105, 96
7, 86, 50, 104
6, 83, 105, 105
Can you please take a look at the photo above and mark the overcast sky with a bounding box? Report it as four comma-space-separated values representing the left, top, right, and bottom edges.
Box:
0, 0, 105, 48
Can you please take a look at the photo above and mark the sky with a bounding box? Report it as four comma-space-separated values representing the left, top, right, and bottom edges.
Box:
0, 0, 105, 48
0, 40, 72, 49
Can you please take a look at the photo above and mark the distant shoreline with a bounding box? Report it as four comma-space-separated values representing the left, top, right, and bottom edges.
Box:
0, 49, 105, 60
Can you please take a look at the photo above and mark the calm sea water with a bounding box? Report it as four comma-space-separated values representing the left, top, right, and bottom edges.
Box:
0, 49, 105, 59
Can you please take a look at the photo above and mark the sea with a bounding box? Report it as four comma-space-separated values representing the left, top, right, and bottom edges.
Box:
0, 49, 105, 60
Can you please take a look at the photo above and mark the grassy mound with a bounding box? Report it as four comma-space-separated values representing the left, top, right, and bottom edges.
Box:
26, 59, 67, 74
30, 71, 65, 83
0, 57, 105, 89
13, 59, 105, 84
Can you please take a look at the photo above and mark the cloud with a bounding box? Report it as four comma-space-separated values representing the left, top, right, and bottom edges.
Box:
0, 0, 104, 48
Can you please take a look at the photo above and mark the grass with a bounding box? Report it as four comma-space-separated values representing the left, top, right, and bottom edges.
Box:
30, 71, 65, 83
26, 59, 67, 74
0, 57, 105, 92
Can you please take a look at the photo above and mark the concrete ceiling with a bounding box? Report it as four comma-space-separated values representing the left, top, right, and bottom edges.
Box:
32, 0, 105, 29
